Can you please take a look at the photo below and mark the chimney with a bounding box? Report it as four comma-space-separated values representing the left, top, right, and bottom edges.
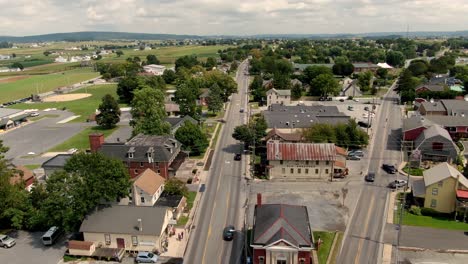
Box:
89, 133, 104, 152
137, 218, 142, 232
257, 193, 262, 207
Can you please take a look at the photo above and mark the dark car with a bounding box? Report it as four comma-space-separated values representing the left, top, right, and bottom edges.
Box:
365, 172, 375, 182
339, 99, 345, 102
358, 121, 371, 128
234, 153, 242, 161
223, 225, 235, 241
382, 164, 397, 174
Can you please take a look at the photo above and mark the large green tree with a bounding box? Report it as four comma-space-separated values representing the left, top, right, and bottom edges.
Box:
162, 69, 177, 84
309, 74, 340, 96
207, 84, 224, 113
117, 75, 140, 103
175, 121, 208, 156
356, 71, 374, 93
146, 54, 160, 65
302, 66, 333, 84
385, 51, 405, 67
131, 86, 171, 135
204, 71, 237, 101
332, 62, 354, 76
96, 94, 121, 129
174, 80, 202, 119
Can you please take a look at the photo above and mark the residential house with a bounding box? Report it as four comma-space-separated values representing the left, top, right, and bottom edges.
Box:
251, 199, 314, 264
403, 113, 468, 143
165, 116, 198, 134
263, 104, 350, 132
79, 205, 173, 252
411, 162, 468, 214
415, 84, 447, 94
132, 169, 166, 206
418, 99, 468, 116
418, 101, 448, 116
264, 128, 303, 143
413, 125, 459, 162
91, 133, 185, 179
266, 89, 291, 107
165, 103, 181, 117
41, 154, 73, 179
10, 166, 35, 191
197, 89, 210, 106
266, 142, 347, 180
0, 108, 30, 130
165, 89, 176, 102
143, 64, 166, 76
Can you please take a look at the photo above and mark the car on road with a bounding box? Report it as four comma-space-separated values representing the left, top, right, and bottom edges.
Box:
240, 108, 245, 113
388, 179, 407, 189
347, 106, 354, 111
135, 251, 158, 263
339, 99, 345, 102
358, 121, 371, 128
223, 225, 235, 241
382, 164, 397, 174
29, 112, 40, 117
234, 153, 242, 161
348, 150, 364, 157
346, 155, 361, 160
0, 234, 16, 248
365, 172, 375, 182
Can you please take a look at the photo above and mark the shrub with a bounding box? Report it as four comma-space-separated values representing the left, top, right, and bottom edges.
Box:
420, 207, 447, 217
409, 206, 421, 216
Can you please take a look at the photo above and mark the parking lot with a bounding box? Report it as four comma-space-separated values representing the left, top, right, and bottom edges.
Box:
0, 230, 66, 264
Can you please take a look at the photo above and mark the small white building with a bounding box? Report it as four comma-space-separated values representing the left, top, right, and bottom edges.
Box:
0, 54, 11, 60
55, 56, 68, 63
143, 64, 166, 76
266, 88, 291, 107
132, 169, 165, 206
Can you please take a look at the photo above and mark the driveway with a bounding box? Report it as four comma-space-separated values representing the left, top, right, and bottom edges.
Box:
0, 230, 66, 264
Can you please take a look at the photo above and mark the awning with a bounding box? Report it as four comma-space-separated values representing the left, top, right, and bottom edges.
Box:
334, 160, 346, 169
457, 190, 468, 199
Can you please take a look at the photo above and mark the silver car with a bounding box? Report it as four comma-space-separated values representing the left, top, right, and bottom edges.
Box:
0, 234, 16, 248
135, 251, 158, 263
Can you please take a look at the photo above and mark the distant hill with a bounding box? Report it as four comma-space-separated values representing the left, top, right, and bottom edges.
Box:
1, 30, 468, 43
0, 31, 203, 43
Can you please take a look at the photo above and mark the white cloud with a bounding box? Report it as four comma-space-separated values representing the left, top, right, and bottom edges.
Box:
0, 0, 466, 36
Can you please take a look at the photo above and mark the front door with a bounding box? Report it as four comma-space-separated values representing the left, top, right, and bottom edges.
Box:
116, 238, 125, 248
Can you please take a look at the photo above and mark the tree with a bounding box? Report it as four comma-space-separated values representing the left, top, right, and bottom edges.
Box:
332, 62, 354, 76
162, 69, 177, 84
376, 68, 388, 79
204, 71, 238, 101
429, 55, 455, 74
408, 60, 428, 76
130, 86, 171, 135
356, 71, 374, 92
117, 75, 140, 102
164, 178, 188, 197
309, 74, 340, 96
146, 54, 160, 65
175, 121, 208, 156
232, 124, 255, 146
230, 61, 238, 72
11, 62, 24, 70
250, 75, 266, 104
174, 81, 202, 119
207, 84, 224, 113
43, 51, 51, 56
96, 94, 121, 129
385, 51, 405, 67
175, 55, 199, 71
291, 83, 303, 100
116, 50, 124, 57
204, 57, 217, 70
303, 66, 333, 84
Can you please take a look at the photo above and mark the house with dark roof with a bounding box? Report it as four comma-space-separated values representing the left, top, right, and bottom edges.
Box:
79, 205, 173, 252
415, 84, 447, 93
251, 198, 314, 264
165, 116, 197, 134
266, 89, 291, 107
264, 128, 303, 143
403, 114, 468, 143
266, 142, 347, 180
41, 154, 74, 179
263, 104, 350, 132
413, 125, 459, 163
418, 99, 468, 117
90, 133, 185, 179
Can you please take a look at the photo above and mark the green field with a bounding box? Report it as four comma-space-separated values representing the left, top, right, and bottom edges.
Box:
13, 84, 121, 122
48, 126, 118, 152
0, 68, 100, 103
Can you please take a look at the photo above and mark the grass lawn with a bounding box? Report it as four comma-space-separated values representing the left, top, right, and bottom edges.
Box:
328, 232, 343, 264
211, 123, 223, 148
48, 126, 118, 152
403, 166, 424, 176
14, 84, 121, 122
186, 191, 197, 210
314, 231, 336, 264
0, 68, 100, 104
23, 164, 41, 170
177, 215, 189, 226
394, 208, 468, 230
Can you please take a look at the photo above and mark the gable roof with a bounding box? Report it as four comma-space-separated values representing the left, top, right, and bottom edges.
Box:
441, 100, 468, 116
420, 101, 446, 112
134, 169, 165, 195
252, 204, 312, 247
423, 162, 468, 188
79, 205, 168, 236
10, 166, 34, 186
414, 125, 456, 150
265, 128, 302, 142
42, 154, 73, 168
165, 116, 197, 128
267, 88, 291, 96
416, 84, 446, 92
267, 142, 337, 161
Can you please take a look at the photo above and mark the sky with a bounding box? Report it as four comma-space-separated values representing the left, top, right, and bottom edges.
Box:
0, 0, 467, 36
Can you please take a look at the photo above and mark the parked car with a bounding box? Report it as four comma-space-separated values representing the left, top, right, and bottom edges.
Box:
135, 251, 158, 263
29, 112, 40, 117
348, 150, 364, 157
223, 225, 235, 241
348, 106, 354, 111
0, 234, 16, 248
364, 106, 369, 111
382, 164, 397, 174
365, 172, 375, 182
234, 153, 242, 161
347, 155, 361, 161
388, 179, 407, 189
358, 121, 371, 128
240, 108, 245, 113
339, 99, 345, 102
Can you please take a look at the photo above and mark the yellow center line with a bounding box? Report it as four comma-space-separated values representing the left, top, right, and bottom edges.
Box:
354, 195, 375, 264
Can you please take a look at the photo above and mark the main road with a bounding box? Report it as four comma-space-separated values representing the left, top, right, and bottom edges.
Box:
184, 61, 250, 264
338, 87, 403, 264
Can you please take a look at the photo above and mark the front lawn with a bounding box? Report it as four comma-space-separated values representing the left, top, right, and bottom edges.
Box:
177, 215, 189, 226
403, 166, 424, 176
48, 126, 118, 152
395, 209, 468, 230
186, 191, 197, 210
314, 231, 336, 264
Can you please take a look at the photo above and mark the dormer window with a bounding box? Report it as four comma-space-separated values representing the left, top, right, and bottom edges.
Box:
128, 147, 135, 158
128, 153, 134, 158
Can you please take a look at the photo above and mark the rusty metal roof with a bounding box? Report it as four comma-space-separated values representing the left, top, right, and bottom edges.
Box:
267, 142, 337, 161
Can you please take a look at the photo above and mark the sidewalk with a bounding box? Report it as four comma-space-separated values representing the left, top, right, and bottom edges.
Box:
161, 227, 188, 258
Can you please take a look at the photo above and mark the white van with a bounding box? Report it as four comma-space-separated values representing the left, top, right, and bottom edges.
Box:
42, 226, 62, 246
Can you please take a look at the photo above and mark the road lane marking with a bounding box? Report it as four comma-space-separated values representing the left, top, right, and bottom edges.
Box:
354, 195, 375, 264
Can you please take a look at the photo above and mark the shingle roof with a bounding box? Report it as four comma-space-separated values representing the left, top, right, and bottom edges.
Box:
155, 194, 184, 208
79, 205, 168, 236
416, 84, 446, 92
414, 125, 455, 150
423, 162, 468, 188
264, 128, 302, 142
165, 116, 197, 128
252, 204, 312, 247
42, 154, 73, 168
68, 240, 94, 250
267, 88, 291, 96
441, 100, 468, 116
267, 142, 337, 161
424, 115, 468, 127
420, 101, 446, 112
134, 169, 165, 196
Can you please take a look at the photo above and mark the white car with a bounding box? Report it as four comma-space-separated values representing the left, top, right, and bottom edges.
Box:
0, 234, 16, 248
29, 112, 40, 117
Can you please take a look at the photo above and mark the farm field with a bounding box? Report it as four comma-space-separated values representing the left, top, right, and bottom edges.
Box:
0, 68, 99, 103
13, 84, 122, 122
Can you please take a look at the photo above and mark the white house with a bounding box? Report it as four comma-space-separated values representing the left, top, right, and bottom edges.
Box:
132, 169, 165, 206
55, 56, 68, 63
143, 64, 166, 76
266, 88, 291, 107
0, 55, 11, 60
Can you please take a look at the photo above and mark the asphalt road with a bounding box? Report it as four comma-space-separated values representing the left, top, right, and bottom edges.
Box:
337, 87, 403, 264
184, 61, 250, 264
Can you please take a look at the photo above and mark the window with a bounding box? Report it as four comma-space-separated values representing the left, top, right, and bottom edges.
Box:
128, 152, 134, 158
277, 260, 286, 264
299, 259, 306, 264
316, 161, 319, 165
282, 168, 285, 174
432, 142, 443, 151
157, 170, 161, 174
305, 169, 309, 174
298, 168, 301, 174
104, 234, 111, 245
259, 257, 265, 264
306, 161, 309, 165
131, 236, 138, 246
438, 181, 443, 187
431, 199, 437, 208
280, 160, 283, 165
325, 169, 329, 174
140, 162, 144, 167
290, 168, 294, 174
432, 188, 438, 196
326, 161, 330, 165
315, 169, 319, 174
141, 197, 145, 203
134, 169, 138, 174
